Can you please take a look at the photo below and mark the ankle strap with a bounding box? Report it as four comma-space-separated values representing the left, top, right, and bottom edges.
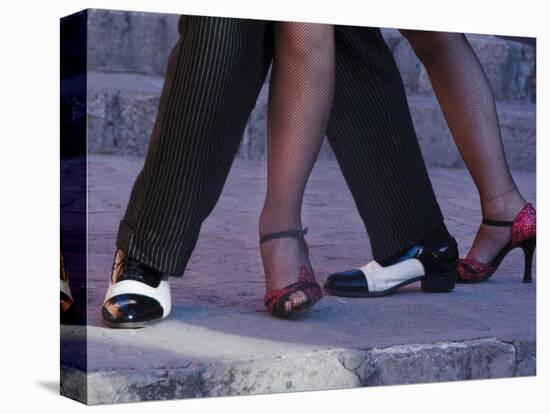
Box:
260, 227, 308, 245
482, 218, 513, 227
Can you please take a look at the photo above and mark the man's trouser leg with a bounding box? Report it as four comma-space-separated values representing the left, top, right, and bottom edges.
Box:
117, 16, 273, 276
328, 26, 446, 263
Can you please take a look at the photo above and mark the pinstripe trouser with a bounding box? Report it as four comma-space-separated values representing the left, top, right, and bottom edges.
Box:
116, 16, 445, 277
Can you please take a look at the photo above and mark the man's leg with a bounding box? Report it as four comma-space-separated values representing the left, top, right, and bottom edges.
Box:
328, 26, 446, 262
324, 26, 457, 297
118, 16, 273, 276
102, 16, 273, 328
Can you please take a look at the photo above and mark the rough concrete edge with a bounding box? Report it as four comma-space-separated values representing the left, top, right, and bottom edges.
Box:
340, 337, 536, 387
61, 337, 536, 405
60, 364, 88, 405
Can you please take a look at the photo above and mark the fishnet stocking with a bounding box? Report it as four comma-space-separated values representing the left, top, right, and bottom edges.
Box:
401, 30, 527, 263
259, 23, 335, 311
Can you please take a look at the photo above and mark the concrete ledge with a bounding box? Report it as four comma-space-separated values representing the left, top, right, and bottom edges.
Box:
61, 337, 535, 405
86, 72, 536, 170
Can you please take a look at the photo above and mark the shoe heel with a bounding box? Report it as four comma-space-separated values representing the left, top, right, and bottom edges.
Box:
521, 237, 536, 283
421, 271, 457, 293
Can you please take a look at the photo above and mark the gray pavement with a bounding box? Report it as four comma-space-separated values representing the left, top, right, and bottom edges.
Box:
61, 155, 536, 404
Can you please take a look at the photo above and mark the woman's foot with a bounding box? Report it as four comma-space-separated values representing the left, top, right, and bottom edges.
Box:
464, 188, 525, 261
259, 227, 322, 318
459, 191, 536, 283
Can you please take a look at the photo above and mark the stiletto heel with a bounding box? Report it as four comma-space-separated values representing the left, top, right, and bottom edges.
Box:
261, 228, 323, 318
521, 237, 536, 283
458, 203, 536, 283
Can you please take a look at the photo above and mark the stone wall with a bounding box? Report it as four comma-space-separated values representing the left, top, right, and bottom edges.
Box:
82, 9, 536, 170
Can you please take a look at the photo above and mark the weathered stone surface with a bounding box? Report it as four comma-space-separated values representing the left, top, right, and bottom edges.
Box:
512, 339, 537, 377
468, 34, 536, 103
408, 95, 536, 171
60, 366, 88, 404
355, 339, 516, 385
87, 9, 180, 77
86, 72, 536, 170
203, 349, 360, 398
383, 29, 424, 95
61, 335, 534, 405
87, 72, 163, 155
239, 81, 269, 159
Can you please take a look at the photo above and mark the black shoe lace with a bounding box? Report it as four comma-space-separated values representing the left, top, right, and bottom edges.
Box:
111, 253, 163, 287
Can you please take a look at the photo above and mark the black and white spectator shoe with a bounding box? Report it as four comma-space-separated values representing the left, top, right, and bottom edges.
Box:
324, 238, 458, 297
102, 251, 171, 328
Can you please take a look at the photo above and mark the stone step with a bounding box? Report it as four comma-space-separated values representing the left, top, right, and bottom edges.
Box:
408, 95, 535, 171
85, 71, 535, 171
85, 9, 535, 103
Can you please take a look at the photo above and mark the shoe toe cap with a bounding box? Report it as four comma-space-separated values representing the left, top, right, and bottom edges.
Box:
324, 269, 367, 291
102, 294, 164, 327
323, 272, 340, 290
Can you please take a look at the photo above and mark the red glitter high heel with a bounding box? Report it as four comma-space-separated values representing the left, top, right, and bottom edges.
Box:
261, 228, 323, 318
458, 203, 536, 283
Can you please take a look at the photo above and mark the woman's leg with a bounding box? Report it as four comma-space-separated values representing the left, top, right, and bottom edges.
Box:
400, 30, 527, 264
260, 22, 335, 312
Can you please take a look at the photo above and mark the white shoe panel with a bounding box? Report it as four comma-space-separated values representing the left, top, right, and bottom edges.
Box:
358, 259, 425, 292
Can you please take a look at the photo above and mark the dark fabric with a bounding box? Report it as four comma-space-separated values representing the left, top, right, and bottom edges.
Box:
327, 26, 444, 261
117, 16, 445, 276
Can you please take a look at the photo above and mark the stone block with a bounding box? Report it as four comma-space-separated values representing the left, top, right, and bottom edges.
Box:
86, 72, 536, 171
87, 9, 180, 77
